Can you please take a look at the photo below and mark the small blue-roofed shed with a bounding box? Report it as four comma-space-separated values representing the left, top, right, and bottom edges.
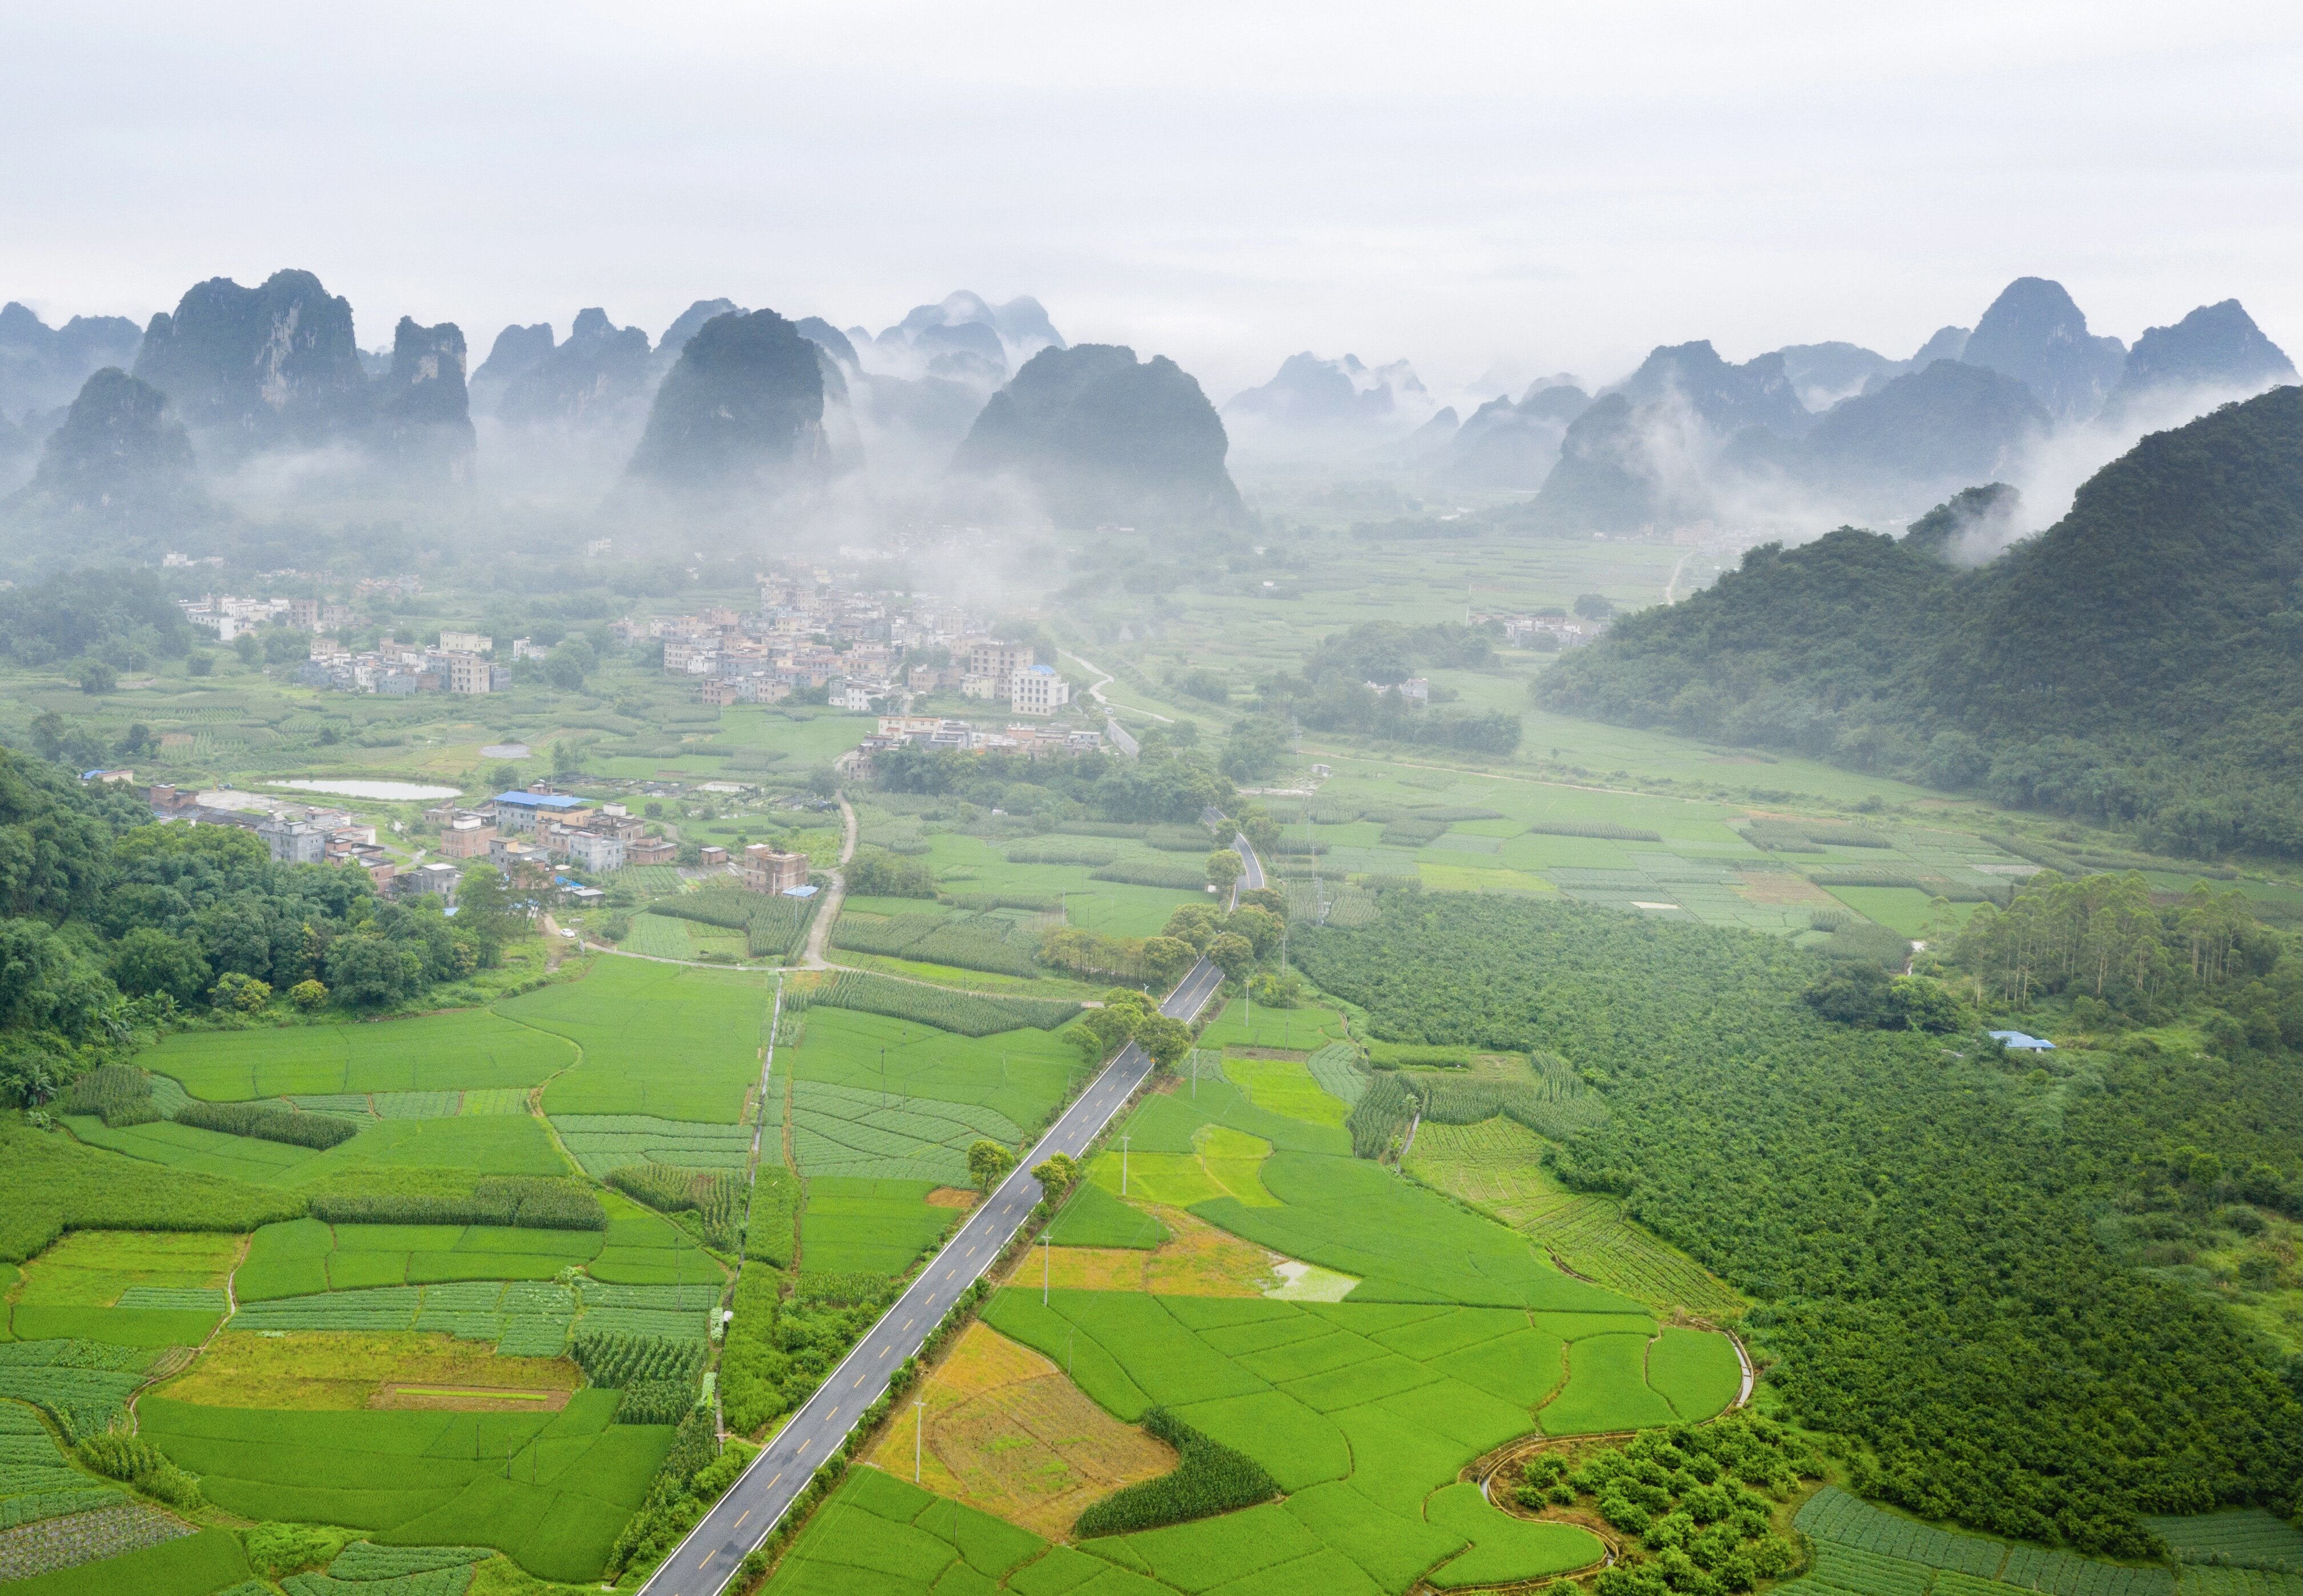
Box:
1989, 1030, 2055, 1051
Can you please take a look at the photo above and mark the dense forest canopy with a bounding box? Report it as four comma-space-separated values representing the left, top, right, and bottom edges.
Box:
1540, 386, 2303, 857
1292, 889, 2303, 1553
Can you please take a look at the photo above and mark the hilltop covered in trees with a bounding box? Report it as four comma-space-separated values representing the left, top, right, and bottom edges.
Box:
1539, 386, 2303, 857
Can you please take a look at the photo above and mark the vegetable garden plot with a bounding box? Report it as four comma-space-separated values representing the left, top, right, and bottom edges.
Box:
2148, 1512, 2303, 1572
0, 1399, 121, 1529
1402, 1116, 1743, 1316
2177, 1573, 2303, 1596
145, 1010, 578, 1102
548, 1115, 753, 1178
790, 1078, 1024, 1184
832, 908, 1051, 979
1304, 1043, 1368, 1107
0, 1521, 244, 1595
0, 1342, 157, 1442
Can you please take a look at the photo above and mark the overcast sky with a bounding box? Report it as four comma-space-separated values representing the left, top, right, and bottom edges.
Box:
5, 0, 2297, 400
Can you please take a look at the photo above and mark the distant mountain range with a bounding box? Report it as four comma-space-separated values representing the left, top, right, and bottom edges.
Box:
1, 268, 2292, 548
1502, 277, 2294, 533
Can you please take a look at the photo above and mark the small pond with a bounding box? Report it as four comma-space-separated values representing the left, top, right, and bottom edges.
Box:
268, 779, 461, 802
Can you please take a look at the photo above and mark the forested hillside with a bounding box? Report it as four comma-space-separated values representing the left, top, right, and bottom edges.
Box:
1292, 890, 2303, 1553
0, 747, 528, 1101
1540, 385, 2303, 857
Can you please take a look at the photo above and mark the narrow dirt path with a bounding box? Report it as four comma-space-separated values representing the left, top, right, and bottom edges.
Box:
798, 792, 858, 969
128, 1232, 250, 1433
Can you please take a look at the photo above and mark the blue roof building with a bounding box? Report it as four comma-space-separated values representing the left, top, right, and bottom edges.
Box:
493, 791, 585, 812
1988, 1030, 2055, 1051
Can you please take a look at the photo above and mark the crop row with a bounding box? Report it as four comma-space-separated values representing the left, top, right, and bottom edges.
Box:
2147, 1511, 2303, 1571
325, 1542, 493, 1579
1524, 1198, 1743, 1317
792, 969, 1081, 1036
831, 911, 1045, 979
1091, 858, 1214, 891
1305, 1043, 1367, 1107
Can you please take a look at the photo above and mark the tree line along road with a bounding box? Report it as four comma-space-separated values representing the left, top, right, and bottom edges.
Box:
638, 842, 1251, 1596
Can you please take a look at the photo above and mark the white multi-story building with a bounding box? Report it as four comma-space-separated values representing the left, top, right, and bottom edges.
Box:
439, 630, 492, 655
565, 831, 626, 873
1009, 663, 1071, 717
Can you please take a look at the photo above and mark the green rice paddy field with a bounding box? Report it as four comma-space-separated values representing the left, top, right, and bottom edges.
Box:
139, 1390, 670, 1582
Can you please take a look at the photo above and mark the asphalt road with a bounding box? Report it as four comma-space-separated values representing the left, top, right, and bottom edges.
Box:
640, 950, 1230, 1596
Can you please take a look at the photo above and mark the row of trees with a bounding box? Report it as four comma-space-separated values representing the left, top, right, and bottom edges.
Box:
1944, 873, 2285, 1020
1035, 893, 1285, 990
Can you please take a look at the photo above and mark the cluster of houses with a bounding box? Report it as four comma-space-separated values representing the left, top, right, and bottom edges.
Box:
148, 784, 413, 894
136, 780, 813, 914
179, 594, 355, 643
1484, 612, 1614, 650
293, 631, 549, 697
630, 569, 1076, 721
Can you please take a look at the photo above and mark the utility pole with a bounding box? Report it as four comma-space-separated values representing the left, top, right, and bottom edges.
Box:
1121, 1134, 1129, 1196
1043, 1233, 1050, 1304
915, 1399, 925, 1482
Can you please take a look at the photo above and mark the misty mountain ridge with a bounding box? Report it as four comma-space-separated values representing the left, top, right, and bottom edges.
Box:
623, 308, 832, 497
1223, 352, 1442, 462
1539, 384, 2303, 857
4, 367, 213, 545
858, 290, 1067, 385
0, 302, 144, 425
950, 342, 1245, 528
1497, 278, 2289, 536
132, 269, 374, 455
1426, 382, 1592, 489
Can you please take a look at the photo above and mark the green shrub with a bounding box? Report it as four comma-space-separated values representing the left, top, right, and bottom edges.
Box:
241, 1521, 356, 1579
615, 1378, 696, 1425
745, 1167, 799, 1268
1072, 1407, 1277, 1536
78, 1427, 204, 1508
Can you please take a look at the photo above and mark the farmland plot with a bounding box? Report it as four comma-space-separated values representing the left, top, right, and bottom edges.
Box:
509, 956, 772, 1123
143, 1010, 577, 1102
980, 1290, 1654, 1590
6, 1231, 237, 1347
139, 1388, 672, 1582
791, 1079, 1023, 1184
